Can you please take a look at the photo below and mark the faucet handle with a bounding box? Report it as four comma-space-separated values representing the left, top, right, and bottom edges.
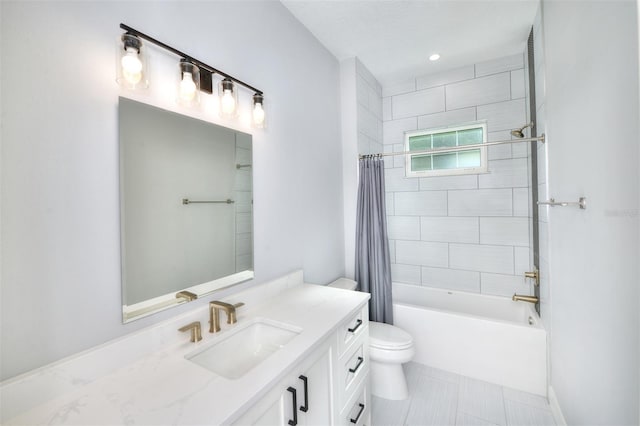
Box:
229, 302, 244, 324
210, 300, 235, 311
176, 290, 198, 302
178, 321, 202, 343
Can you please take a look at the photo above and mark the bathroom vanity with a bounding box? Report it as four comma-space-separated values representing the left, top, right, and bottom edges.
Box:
0, 272, 370, 425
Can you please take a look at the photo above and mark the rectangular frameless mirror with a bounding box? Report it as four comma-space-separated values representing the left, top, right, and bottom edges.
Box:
119, 97, 253, 322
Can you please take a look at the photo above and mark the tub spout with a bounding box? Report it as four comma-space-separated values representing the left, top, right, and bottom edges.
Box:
512, 293, 539, 304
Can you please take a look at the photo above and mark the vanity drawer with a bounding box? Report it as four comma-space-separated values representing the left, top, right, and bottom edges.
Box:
338, 305, 368, 356
339, 338, 368, 403
339, 374, 370, 426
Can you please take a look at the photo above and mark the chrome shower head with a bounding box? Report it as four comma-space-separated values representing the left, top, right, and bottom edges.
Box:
510, 129, 525, 138
510, 122, 534, 138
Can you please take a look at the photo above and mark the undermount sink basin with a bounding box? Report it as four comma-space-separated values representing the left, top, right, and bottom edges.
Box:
186, 318, 302, 379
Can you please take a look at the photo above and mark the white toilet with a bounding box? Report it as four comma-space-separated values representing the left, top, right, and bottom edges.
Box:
329, 278, 415, 400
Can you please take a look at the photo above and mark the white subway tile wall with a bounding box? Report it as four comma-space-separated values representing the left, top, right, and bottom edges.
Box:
477, 99, 527, 132
531, 5, 551, 325
392, 86, 445, 119
475, 53, 524, 77
394, 191, 448, 216
449, 243, 515, 275
448, 189, 513, 217
417, 107, 477, 130
416, 65, 475, 90
421, 266, 481, 292
420, 217, 480, 244
382, 53, 531, 296
396, 240, 449, 268
478, 158, 529, 189
356, 58, 383, 155
234, 137, 253, 272
445, 73, 511, 110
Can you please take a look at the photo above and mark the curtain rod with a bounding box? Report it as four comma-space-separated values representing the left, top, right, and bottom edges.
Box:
359, 135, 546, 159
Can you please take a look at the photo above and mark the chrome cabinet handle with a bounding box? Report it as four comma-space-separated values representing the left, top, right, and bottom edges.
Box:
287, 387, 297, 426
348, 319, 363, 333
350, 403, 365, 424
349, 356, 364, 373
299, 375, 309, 413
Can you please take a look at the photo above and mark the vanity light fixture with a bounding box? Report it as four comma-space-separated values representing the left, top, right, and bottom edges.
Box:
252, 93, 265, 128
429, 53, 440, 61
219, 78, 238, 118
117, 24, 265, 125
177, 60, 200, 106
117, 33, 148, 89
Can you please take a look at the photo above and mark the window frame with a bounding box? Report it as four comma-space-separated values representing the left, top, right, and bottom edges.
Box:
404, 122, 488, 178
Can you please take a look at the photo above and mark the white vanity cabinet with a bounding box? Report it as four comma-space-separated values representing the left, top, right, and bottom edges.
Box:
232, 337, 333, 426
335, 305, 370, 426
232, 303, 370, 426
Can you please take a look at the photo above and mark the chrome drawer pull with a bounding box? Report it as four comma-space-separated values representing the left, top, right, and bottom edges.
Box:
349, 356, 364, 373
348, 319, 363, 333
350, 403, 365, 424
287, 387, 297, 426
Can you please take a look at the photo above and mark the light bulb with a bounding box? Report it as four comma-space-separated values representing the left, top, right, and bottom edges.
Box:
253, 102, 265, 126
179, 72, 197, 102
121, 46, 142, 85
221, 89, 236, 115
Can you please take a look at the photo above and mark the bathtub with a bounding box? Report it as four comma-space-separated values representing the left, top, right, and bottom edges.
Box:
393, 283, 547, 396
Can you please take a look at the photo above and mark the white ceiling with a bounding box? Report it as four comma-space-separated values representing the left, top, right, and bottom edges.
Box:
281, 0, 539, 86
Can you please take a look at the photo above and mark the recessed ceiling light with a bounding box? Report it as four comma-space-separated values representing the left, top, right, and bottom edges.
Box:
429, 54, 440, 61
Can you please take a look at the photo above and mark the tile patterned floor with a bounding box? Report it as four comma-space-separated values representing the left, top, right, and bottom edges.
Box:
371, 362, 556, 426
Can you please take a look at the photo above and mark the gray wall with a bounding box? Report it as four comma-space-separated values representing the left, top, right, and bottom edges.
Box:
381, 55, 533, 297
542, 0, 639, 423
0, 1, 344, 380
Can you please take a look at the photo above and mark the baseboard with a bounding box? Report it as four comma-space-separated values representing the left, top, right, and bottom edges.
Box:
548, 386, 567, 426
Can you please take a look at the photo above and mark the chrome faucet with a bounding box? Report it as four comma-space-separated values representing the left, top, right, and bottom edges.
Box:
209, 301, 245, 333
512, 293, 539, 304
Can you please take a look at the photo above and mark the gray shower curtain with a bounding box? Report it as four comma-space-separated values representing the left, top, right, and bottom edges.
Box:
355, 156, 393, 324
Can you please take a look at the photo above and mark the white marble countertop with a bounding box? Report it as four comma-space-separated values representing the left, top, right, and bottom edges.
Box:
2, 283, 369, 425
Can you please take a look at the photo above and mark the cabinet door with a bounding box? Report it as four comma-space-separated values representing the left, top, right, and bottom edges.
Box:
231, 341, 333, 426
298, 347, 332, 426
232, 384, 288, 426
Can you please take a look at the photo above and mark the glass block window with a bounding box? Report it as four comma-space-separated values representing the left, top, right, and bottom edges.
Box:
405, 123, 488, 177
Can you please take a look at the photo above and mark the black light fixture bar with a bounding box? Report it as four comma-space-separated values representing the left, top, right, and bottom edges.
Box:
119, 23, 263, 95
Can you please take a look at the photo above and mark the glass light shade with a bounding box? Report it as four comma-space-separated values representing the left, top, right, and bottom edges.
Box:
116, 34, 148, 90
252, 94, 266, 129
177, 61, 200, 107
218, 79, 238, 118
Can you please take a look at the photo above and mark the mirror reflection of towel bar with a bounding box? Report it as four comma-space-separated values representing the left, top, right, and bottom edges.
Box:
182, 198, 235, 205
537, 197, 586, 210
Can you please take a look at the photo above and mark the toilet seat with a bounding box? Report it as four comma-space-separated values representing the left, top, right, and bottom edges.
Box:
369, 322, 413, 351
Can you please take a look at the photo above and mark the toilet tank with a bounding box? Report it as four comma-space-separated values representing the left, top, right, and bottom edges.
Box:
328, 278, 358, 291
